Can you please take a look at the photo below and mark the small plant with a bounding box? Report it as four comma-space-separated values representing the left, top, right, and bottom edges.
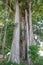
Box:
28, 44, 39, 65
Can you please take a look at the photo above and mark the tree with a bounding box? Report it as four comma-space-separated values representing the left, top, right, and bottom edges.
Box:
9, 0, 20, 64
0, 0, 43, 64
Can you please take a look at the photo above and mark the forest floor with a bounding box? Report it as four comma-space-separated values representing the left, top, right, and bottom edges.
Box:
0, 57, 29, 65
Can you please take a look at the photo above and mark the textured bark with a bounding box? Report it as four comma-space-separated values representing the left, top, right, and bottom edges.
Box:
10, 0, 20, 64
21, 17, 25, 60
25, 9, 30, 64
29, 1, 35, 45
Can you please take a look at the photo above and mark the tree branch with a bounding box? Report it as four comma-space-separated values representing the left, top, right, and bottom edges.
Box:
3, 2, 15, 14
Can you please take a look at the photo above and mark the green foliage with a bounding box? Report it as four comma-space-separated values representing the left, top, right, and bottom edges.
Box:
28, 44, 39, 64
6, 22, 14, 49
0, 61, 18, 65
33, 20, 43, 41
0, 60, 25, 65
4, 61, 19, 65
0, 0, 43, 65
38, 56, 43, 65
28, 44, 43, 65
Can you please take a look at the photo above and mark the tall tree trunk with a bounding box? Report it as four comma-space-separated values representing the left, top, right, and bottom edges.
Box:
29, 1, 35, 45
25, 9, 30, 64
9, 0, 20, 64
21, 17, 25, 60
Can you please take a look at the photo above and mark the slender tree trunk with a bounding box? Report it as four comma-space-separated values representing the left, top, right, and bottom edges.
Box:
29, 1, 35, 45
2, 0, 8, 61
2, 24, 7, 59
25, 9, 30, 64
21, 17, 25, 60
10, 0, 20, 64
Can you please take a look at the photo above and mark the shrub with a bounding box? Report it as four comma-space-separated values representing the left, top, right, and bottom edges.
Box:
28, 44, 39, 65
